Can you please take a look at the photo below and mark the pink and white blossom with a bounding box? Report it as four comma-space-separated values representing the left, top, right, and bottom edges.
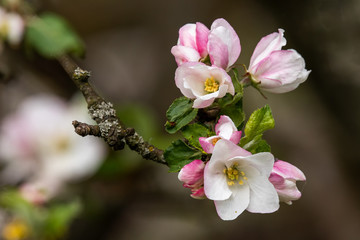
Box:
199, 115, 241, 153
175, 62, 234, 108
208, 18, 241, 70
0, 95, 106, 203
171, 18, 240, 71
178, 159, 206, 199
171, 22, 210, 66
248, 29, 310, 93
269, 160, 306, 205
204, 139, 279, 220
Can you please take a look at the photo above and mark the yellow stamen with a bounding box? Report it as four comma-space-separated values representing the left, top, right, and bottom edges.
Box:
211, 137, 221, 146
224, 163, 248, 186
204, 77, 219, 93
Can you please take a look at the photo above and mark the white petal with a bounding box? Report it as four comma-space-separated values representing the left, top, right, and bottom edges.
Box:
214, 184, 250, 220
204, 160, 231, 200
233, 152, 275, 177
246, 171, 279, 213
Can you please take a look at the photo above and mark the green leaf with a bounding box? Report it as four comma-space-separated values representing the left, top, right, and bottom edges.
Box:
165, 97, 198, 134
231, 68, 243, 93
26, 13, 84, 58
241, 134, 271, 154
181, 123, 211, 149
164, 140, 202, 172
219, 92, 245, 127
240, 105, 275, 146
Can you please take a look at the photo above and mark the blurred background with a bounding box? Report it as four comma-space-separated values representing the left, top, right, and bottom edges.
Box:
1, 0, 360, 239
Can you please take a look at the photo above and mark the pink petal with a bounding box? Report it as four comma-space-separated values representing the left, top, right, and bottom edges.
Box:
199, 136, 216, 153
191, 187, 206, 199
215, 115, 238, 139
178, 23, 197, 49
272, 160, 306, 181
195, 22, 210, 58
171, 45, 201, 66
208, 31, 229, 69
208, 18, 241, 70
249, 29, 286, 70
253, 50, 310, 93
178, 159, 205, 186
229, 131, 242, 145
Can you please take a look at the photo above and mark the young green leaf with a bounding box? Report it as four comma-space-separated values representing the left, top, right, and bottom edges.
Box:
181, 123, 211, 149
231, 68, 243, 93
26, 13, 84, 58
164, 140, 202, 172
241, 134, 271, 154
165, 97, 198, 134
240, 105, 275, 146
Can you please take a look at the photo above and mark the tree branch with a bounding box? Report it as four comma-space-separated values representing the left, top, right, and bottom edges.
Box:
58, 55, 167, 165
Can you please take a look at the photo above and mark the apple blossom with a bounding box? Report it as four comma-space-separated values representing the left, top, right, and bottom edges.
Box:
171, 22, 210, 66
204, 139, 279, 220
0, 94, 106, 203
269, 159, 306, 205
208, 18, 241, 70
171, 18, 240, 70
199, 115, 241, 153
175, 62, 234, 108
178, 159, 206, 199
247, 29, 310, 93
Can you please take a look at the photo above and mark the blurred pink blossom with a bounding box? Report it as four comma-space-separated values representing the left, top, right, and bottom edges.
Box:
0, 95, 106, 204
0, 8, 24, 46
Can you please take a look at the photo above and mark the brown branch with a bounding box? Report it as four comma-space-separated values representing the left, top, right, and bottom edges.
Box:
58, 55, 167, 165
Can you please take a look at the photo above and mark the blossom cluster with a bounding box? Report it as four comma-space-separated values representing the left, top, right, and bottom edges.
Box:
168, 18, 308, 220
178, 116, 305, 220
172, 18, 310, 108
0, 95, 106, 204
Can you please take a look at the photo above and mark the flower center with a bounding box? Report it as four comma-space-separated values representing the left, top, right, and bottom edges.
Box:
211, 137, 221, 146
223, 163, 247, 186
204, 77, 219, 93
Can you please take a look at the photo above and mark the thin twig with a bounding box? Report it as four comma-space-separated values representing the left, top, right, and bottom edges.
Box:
58, 55, 167, 165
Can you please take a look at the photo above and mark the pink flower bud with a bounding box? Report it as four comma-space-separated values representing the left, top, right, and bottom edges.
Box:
178, 160, 206, 199
199, 115, 241, 153
248, 29, 310, 93
269, 160, 306, 205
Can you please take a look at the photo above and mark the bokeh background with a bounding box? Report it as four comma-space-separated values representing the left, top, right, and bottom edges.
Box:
1, 0, 360, 239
